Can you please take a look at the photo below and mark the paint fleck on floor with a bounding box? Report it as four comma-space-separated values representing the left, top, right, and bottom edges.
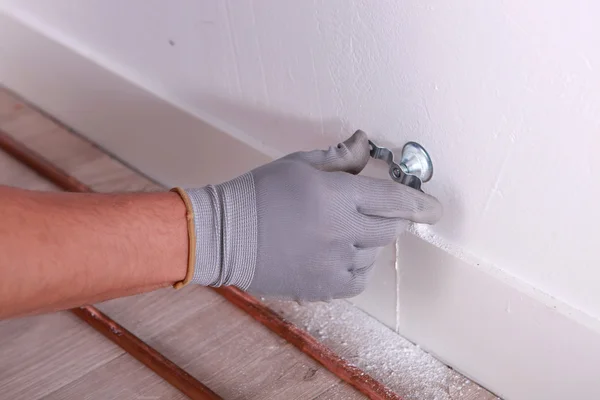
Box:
265, 299, 500, 400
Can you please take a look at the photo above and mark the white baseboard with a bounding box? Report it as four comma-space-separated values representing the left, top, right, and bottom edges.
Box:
397, 230, 600, 399
2, 10, 600, 400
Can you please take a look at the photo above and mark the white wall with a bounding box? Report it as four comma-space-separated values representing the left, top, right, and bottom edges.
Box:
2, 1, 600, 397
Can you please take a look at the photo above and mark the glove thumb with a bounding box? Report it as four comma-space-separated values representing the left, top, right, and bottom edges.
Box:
289, 130, 371, 174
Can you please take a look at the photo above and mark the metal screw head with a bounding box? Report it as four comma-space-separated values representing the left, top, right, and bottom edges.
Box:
399, 141, 434, 183
368, 138, 434, 191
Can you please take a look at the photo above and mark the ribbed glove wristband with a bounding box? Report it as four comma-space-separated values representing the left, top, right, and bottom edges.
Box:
171, 173, 258, 290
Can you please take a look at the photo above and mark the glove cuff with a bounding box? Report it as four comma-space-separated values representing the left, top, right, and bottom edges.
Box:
179, 173, 258, 289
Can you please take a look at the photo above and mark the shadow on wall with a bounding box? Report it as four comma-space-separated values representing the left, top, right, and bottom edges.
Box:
192, 93, 350, 155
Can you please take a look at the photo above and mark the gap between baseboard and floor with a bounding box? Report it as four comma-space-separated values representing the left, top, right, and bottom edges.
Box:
2, 8, 600, 400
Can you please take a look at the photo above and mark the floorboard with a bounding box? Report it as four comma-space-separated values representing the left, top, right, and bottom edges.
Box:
0, 311, 123, 399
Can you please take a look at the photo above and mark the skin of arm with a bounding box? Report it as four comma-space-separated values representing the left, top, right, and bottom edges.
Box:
0, 185, 188, 319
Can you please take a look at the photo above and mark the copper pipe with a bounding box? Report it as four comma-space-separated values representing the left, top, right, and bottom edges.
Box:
215, 287, 401, 400
0, 129, 402, 400
0, 130, 94, 192
72, 306, 222, 400
0, 131, 221, 400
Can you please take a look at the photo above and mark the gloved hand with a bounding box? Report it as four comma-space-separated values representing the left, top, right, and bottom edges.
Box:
176, 130, 442, 301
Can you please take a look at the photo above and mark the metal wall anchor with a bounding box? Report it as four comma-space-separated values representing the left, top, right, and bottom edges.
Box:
368, 140, 433, 191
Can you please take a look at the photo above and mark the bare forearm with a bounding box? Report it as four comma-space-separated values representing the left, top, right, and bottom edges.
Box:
0, 186, 187, 318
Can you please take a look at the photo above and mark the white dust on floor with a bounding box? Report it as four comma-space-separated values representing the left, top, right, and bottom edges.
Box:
264, 299, 499, 400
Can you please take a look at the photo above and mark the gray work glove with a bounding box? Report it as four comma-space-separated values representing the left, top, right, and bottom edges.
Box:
182, 130, 442, 301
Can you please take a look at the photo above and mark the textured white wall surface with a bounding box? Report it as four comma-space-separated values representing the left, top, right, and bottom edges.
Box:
2, 0, 600, 327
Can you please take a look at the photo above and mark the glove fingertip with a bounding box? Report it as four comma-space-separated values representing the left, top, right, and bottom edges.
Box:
338, 130, 371, 174
290, 130, 372, 173
408, 191, 443, 224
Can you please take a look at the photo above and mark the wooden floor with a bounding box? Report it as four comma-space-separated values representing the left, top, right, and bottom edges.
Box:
0, 88, 497, 400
